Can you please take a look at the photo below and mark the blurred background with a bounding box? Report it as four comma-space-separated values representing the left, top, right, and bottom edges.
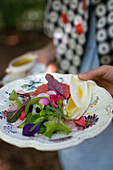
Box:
0, 0, 51, 81
0, 0, 61, 169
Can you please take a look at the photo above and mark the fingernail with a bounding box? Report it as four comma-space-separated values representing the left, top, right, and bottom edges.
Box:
78, 73, 87, 77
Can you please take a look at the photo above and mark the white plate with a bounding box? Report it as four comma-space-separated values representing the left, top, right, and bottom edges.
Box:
0, 73, 113, 151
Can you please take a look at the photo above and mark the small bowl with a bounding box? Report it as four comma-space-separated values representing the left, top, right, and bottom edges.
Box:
6, 54, 38, 75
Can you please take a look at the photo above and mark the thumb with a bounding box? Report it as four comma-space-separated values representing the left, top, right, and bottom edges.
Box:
78, 72, 91, 81
78, 66, 106, 81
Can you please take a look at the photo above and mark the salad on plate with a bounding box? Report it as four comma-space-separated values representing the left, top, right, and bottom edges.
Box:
2, 74, 99, 139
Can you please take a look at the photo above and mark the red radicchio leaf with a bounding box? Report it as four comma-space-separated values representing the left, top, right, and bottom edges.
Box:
45, 74, 65, 98
50, 94, 59, 109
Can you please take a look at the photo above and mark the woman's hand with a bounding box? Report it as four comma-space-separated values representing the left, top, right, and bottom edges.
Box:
34, 41, 56, 65
26, 40, 58, 73
78, 65, 113, 97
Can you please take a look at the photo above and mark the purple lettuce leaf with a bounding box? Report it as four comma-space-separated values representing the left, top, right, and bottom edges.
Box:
45, 74, 65, 98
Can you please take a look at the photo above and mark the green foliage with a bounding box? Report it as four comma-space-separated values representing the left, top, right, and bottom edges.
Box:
0, 0, 45, 30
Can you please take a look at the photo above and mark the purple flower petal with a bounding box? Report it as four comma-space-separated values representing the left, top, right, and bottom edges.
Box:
22, 123, 40, 136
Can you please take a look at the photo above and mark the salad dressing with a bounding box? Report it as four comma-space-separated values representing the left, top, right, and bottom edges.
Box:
12, 58, 33, 67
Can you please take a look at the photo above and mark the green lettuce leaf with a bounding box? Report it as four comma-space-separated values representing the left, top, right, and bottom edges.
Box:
9, 90, 21, 108
25, 112, 40, 124
44, 120, 72, 138
7, 110, 23, 123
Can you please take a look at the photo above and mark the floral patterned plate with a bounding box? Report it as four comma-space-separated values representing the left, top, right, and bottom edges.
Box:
0, 73, 113, 151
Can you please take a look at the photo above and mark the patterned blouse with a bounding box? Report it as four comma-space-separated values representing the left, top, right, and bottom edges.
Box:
44, 0, 113, 74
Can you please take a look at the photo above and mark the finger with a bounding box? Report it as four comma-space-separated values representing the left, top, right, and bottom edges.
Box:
78, 65, 108, 81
